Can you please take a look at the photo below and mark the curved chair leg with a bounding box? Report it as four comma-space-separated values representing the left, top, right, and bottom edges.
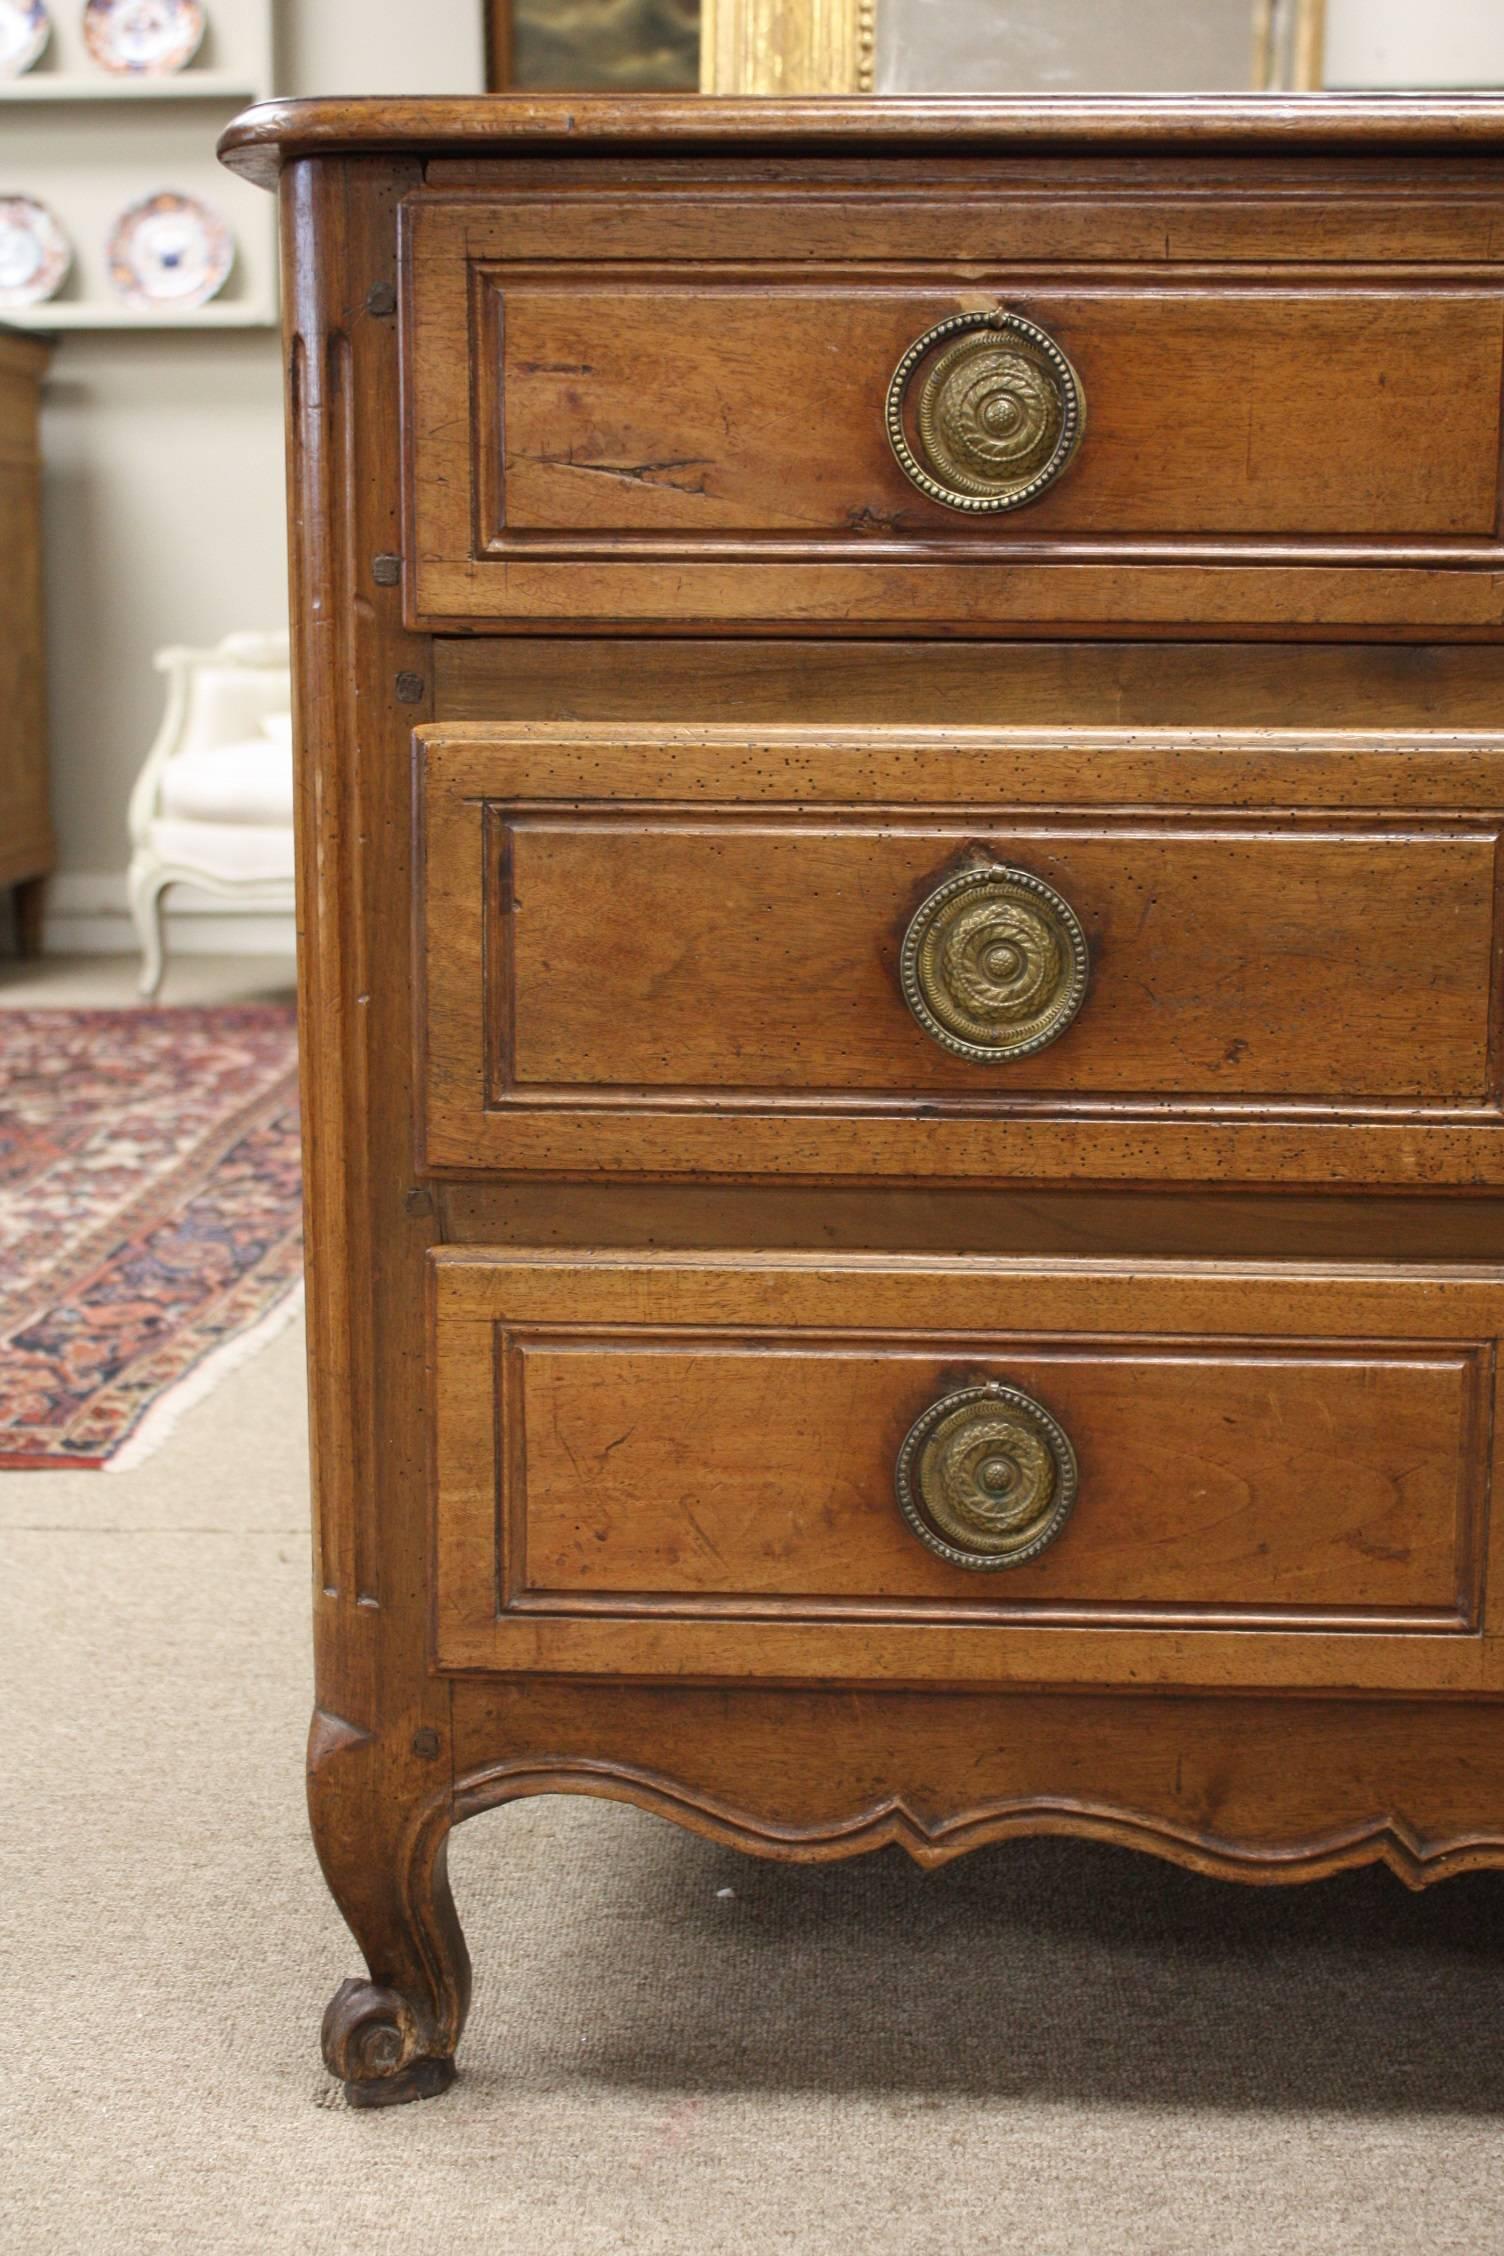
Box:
308, 1707, 471, 2107
128, 861, 166, 1000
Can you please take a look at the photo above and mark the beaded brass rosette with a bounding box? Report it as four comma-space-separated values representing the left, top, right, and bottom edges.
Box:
886, 309, 1086, 513
896, 1381, 1079, 1570
900, 862, 1090, 1064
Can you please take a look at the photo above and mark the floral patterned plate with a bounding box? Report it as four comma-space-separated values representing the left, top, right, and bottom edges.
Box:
0, 1, 50, 76
0, 195, 71, 308
82, 0, 204, 74
107, 188, 232, 309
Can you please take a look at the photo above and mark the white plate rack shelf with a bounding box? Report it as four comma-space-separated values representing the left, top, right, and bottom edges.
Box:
0, 1, 276, 330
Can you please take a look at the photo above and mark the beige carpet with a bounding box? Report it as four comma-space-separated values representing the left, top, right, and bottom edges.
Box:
5, 1312, 1504, 2254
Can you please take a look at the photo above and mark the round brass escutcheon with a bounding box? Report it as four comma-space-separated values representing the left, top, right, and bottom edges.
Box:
886, 309, 1086, 513
899, 862, 1089, 1064
896, 1382, 1078, 1571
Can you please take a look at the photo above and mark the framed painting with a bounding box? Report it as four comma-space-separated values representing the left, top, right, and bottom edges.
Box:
485, 0, 700, 90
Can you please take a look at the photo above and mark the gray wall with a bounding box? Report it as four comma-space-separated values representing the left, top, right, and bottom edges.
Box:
38, 0, 484, 944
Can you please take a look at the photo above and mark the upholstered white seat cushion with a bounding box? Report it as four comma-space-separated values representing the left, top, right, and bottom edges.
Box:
157, 735, 294, 827
147, 817, 295, 885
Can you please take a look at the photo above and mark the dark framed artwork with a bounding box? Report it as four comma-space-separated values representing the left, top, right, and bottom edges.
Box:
485, 0, 700, 91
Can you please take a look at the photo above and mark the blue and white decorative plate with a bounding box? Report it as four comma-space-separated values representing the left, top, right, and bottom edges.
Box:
0, 196, 71, 307
107, 188, 232, 309
0, 1, 51, 76
82, 0, 205, 74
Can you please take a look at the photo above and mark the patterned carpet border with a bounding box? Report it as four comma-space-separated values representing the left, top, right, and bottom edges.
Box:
0, 1005, 303, 1469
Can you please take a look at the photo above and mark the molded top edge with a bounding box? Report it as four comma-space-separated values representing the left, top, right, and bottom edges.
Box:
218, 92, 1504, 192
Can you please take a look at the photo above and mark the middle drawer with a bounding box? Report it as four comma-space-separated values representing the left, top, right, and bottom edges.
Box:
417, 722, 1504, 1187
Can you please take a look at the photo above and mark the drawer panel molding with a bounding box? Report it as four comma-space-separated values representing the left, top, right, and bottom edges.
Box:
418, 724, 1504, 1186
431, 1251, 1503, 1691
405, 190, 1504, 632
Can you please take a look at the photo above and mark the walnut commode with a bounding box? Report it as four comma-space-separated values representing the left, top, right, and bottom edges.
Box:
221, 94, 1504, 2106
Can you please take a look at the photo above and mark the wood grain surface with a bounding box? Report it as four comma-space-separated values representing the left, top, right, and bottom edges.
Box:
417, 725, 1504, 1183
434, 638, 1504, 728
404, 174, 1504, 631
431, 1252, 1501, 1692
484, 286, 1501, 540
508, 1342, 1475, 1613
217, 95, 1504, 197
448, 1678, 1504, 1887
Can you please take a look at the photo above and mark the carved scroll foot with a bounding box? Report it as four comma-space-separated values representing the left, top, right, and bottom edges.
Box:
308, 1708, 471, 2108
321, 1979, 457, 2109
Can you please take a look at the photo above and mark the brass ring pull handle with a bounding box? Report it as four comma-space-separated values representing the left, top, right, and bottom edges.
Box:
896, 1382, 1079, 1571
900, 862, 1090, 1064
886, 309, 1086, 514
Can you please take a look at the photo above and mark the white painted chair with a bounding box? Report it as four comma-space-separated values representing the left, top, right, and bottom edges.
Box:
127, 630, 294, 998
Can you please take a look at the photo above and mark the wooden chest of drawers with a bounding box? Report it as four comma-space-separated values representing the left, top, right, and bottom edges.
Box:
222, 93, 1504, 2106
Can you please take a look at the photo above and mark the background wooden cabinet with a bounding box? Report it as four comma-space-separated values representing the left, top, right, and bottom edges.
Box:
0, 330, 53, 957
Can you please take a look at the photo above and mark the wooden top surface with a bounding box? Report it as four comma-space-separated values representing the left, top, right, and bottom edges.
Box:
218, 93, 1504, 192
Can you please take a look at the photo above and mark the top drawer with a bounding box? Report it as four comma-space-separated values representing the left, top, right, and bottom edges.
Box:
402, 168, 1504, 635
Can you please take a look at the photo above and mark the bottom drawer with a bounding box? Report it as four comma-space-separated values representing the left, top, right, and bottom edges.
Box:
431, 1252, 1501, 1693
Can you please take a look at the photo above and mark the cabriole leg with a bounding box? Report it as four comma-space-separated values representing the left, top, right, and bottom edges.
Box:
307, 1708, 471, 2108
128, 860, 166, 1000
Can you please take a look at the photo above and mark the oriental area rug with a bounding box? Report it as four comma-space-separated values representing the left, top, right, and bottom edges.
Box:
0, 1005, 303, 1469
